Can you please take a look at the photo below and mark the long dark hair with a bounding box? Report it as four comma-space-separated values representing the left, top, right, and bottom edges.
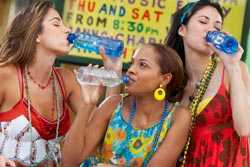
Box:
0, 0, 53, 67
165, 0, 224, 68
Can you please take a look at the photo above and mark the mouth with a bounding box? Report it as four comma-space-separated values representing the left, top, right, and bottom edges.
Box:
126, 75, 135, 85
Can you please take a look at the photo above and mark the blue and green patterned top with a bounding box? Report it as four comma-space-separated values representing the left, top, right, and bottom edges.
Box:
81, 102, 176, 167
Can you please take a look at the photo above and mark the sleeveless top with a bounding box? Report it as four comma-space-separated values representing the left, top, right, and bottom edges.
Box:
0, 67, 71, 167
185, 67, 250, 167
81, 101, 176, 167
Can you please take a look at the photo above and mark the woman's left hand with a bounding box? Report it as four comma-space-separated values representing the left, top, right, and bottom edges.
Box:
207, 41, 244, 67
99, 47, 123, 75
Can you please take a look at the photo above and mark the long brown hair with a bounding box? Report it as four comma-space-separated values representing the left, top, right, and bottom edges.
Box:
0, 0, 53, 67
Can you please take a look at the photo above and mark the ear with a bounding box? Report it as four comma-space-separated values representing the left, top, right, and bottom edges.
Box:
160, 73, 172, 88
178, 25, 186, 37
36, 35, 41, 43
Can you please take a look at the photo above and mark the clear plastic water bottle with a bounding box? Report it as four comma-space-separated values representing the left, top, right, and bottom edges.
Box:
67, 32, 124, 57
76, 66, 129, 87
206, 31, 238, 55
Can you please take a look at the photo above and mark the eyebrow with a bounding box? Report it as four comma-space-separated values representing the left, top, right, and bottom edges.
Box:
131, 57, 151, 65
49, 17, 61, 22
199, 15, 222, 24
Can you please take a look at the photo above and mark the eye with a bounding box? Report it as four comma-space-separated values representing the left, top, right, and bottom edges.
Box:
53, 23, 60, 27
199, 20, 207, 24
139, 61, 147, 68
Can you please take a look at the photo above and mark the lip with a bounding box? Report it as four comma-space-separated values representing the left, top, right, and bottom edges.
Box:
126, 75, 135, 84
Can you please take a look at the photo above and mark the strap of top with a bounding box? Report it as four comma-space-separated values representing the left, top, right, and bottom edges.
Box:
53, 67, 66, 99
17, 66, 24, 99
222, 65, 225, 85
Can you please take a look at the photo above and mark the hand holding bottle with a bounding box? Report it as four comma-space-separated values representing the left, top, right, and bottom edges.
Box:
99, 47, 123, 75
206, 31, 244, 67
76, 65, 105, 105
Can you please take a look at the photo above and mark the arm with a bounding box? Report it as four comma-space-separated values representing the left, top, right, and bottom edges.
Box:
226, 61, 250, 136
147, 106, 191, 167
62, 96, 121, 167
99, 48, 123, 97
209, 43, 250, 136
0, 67, 19, 167
61, 67, 121, 167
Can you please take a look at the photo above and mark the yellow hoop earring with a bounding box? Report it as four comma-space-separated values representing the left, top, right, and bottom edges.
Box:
154, 85, 166, 101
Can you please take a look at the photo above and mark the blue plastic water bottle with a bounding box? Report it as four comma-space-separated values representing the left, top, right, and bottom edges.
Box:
206, 31, 238, 55
67, 32, 124, 57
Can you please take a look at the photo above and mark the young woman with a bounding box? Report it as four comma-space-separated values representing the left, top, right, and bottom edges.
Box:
166, 0, 250, 166
0, 1, 120, 166
62, 44, 191, 167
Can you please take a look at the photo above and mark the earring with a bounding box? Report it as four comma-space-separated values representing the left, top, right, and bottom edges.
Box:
154, 85, 166, 101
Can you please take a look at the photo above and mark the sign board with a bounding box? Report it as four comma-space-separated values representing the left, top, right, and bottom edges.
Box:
62, 0, 247, 65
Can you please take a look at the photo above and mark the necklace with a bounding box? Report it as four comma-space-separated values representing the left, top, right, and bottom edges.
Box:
115, 99, 169, 167
181, 55, 218, 166
24, 66, 62, 167
27, 68, 53, 89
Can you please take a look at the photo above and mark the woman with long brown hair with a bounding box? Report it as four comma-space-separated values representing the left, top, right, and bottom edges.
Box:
0, 0, 120, 166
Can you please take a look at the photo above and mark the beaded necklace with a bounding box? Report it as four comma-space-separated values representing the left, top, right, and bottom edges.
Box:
181, 55, 218, 166
24, 66, 62, 167
115, 98, 169, 167
27, 68, 53, 89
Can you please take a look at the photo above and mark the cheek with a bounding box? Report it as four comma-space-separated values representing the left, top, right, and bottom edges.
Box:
139, 74, 160, 89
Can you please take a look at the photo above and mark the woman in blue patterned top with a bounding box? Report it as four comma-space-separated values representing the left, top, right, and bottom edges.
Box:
62, 43, 191, 167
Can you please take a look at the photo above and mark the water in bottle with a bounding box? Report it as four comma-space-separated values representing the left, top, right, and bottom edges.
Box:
76, 66, 129, 87
206, 31, 238, 55
67, 32, 124, 57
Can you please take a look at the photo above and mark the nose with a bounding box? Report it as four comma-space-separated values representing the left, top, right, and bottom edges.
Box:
207, 23, 220, 33
127, 63, 136, 76
63, 25, 71, 34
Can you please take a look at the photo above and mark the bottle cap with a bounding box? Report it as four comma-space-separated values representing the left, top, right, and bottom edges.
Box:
67, 33, 77, 44
122, 75, 129, 84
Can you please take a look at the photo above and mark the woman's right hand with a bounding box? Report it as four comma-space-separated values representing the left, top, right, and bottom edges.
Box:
0, 156, 16, 167
76, 65, 105, 105
99, 47, 123, 75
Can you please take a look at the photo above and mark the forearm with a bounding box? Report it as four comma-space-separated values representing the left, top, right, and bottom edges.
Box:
226, 63, 250, 136
62, 104, 96, 167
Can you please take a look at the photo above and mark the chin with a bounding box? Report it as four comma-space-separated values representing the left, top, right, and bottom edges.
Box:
56, 48, 71, 56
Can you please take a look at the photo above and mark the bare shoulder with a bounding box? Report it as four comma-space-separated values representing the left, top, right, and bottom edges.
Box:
54, 67, 75, 81
172, 104, 191, 124
0, 65, 18, 90
54, 67, 78, 95
0, 65, 18, 102
0, 65, 17, 80
98, 95, 122, 112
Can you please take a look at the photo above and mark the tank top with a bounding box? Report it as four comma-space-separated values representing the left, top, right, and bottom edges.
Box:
0, 67, 71, 167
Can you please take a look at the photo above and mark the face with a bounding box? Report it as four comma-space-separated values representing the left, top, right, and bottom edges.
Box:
126, 45, 169, 96
179, 6, 223, 55
37, 8, 71, 55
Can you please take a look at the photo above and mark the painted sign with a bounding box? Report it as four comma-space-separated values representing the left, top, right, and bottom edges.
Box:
63, 0, 247, 64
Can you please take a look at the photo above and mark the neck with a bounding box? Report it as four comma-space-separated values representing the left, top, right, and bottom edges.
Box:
184, 48, 212, 83
133, 95, 165, 120
27, 48, 56, 84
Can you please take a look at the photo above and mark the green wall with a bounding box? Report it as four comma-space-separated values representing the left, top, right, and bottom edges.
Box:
246, 34, 250, 67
